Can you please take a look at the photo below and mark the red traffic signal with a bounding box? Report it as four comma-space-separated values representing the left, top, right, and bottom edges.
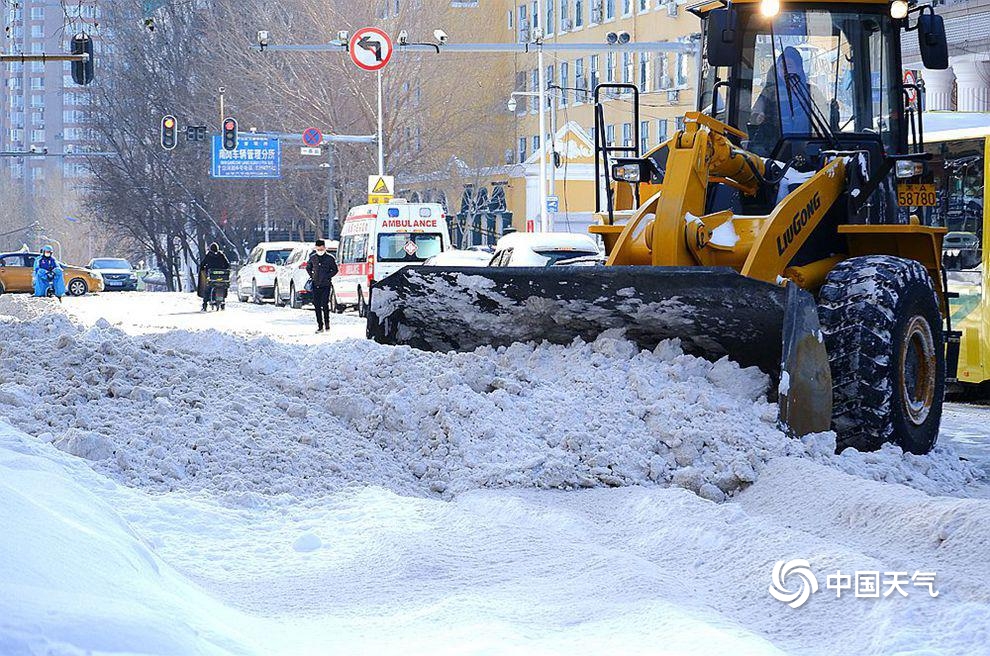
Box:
161, 114, 177, 150
222, 117, 238, 151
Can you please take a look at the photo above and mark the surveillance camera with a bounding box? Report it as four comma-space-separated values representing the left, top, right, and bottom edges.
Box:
336, 30, 350, 43
257, 30, 270, 47
617, 31, 630, 44
433, 29, 448, 44
507, 97, 518, 112
398, 30, 409, 45
605, 31, 618, 45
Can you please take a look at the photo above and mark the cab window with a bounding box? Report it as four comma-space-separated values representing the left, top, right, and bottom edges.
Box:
0, 255, 24, 267
927, 138, 984, 271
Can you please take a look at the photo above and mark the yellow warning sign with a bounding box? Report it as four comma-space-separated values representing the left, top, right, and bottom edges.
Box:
367, 175, 394, 203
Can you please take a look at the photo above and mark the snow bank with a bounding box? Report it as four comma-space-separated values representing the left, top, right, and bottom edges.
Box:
0, 422, 256, 655
0, 295, 977, 505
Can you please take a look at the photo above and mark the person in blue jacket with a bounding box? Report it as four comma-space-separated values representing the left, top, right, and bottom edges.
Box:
33, 246, 66, 298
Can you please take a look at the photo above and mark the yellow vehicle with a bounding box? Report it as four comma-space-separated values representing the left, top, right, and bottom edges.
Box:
370, 0, 956, 455
0, 251, 105, 296
922, 113, 990, 395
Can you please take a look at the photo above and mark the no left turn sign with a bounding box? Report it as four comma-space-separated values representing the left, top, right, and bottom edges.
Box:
349, 28, 393, 72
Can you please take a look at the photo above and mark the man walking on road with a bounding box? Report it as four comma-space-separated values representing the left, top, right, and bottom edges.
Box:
306, 239, 338, 333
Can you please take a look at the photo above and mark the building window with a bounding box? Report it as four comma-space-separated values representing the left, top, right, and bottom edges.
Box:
623, 0, 632, 16
590, 54, 600, 91
639, 52, 650, 92
518, 3, 528, 41
606, 52, 615, 82
675, 116, 685, 131
575, 58, 585, 103
640, 120, 649, 154
606, 0, 615, 21
658, 119, 668, 140
622, 52, 633, 84
519, 137, 527, 163
31, 25, 43, 38
639, 0, 648, 11
31, 129, 45, 143
676, 53, 689, 86
30, 7, 44, 20
533, 135, 540, 153
546, 65, 554, 108
530, 70, 539, 112
606, 124, 615, 145
532, 1, 539, 28
560, 61, 569, 106
622, 123, 632, 146
546, 0, 554, 34
575, 0, 584, 26
655, 52, 670, 90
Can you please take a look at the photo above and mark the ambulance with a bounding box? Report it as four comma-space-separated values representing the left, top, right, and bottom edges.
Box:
335, 199, 451, 316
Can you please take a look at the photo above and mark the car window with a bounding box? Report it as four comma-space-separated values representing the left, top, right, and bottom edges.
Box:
0, 255, 24, 267
286, 250, 300, 265
535, 250, 600, 266
265, 249, 293, 265
249, 247, 261, 264
90, 258, 131, 269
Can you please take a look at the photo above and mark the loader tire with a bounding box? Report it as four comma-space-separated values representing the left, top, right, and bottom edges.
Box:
818, 255, 944, 455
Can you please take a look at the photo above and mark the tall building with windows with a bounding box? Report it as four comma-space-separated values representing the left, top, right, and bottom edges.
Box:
1, 1, 99, 197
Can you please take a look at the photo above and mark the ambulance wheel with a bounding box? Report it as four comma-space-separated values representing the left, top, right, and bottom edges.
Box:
357, 287, 368, 318
818, 255, 944, 455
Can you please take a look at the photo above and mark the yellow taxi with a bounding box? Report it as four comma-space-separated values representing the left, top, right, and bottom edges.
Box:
0, 251, 104, 296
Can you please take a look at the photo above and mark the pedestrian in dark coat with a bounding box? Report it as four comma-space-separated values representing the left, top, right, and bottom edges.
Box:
306, 239, 338, 333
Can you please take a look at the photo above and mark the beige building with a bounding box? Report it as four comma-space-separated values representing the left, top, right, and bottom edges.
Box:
389, 0, 701, 245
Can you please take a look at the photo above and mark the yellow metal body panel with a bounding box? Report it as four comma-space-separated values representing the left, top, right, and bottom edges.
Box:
838, 224, 949, 317
944, 136, 990, 385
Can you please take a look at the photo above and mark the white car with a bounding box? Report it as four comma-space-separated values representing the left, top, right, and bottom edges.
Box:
274, 241, 339, 310
488, 232, 602, 267
423, 249, 492, 267
236, 241, 306, 303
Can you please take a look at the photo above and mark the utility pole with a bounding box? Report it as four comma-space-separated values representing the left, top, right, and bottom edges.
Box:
326, 146, 337, 240
263, 182, 270, 242
536, 0, 549, 233
377, 70, 385, 175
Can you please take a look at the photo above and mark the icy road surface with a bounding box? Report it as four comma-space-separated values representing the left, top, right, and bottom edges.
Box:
1, 291, 989, 656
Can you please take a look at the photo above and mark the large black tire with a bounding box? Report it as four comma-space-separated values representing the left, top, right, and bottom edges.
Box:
67, 278, 88, 296
818, 255, 945, 455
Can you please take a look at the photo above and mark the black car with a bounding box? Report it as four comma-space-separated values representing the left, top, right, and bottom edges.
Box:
87, 258, 139, 291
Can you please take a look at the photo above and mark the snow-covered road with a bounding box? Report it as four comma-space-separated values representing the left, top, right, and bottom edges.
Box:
1, 292, 989, 655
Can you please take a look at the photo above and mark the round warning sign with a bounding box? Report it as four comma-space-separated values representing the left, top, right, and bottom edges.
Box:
904, 70, 918, 105
349, 28, 393, 72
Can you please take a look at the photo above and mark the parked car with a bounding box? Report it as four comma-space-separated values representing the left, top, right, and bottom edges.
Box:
0, 251, 104, 296
87, 257, 138, 291
423, 249, 492, 267
235, 241, 305, 303
488, 232, 602, 267
274, 241, 339, 310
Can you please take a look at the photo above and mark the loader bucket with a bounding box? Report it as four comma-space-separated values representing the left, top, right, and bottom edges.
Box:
368, 266, 832, 436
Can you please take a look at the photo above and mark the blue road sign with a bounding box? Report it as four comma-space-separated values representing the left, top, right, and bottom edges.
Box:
302, 127, 323, 146
211, 135, 281, 179
546, 195, 560, 213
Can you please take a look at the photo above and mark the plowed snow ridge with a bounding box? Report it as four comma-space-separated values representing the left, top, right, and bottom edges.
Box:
0, 295, 977, 504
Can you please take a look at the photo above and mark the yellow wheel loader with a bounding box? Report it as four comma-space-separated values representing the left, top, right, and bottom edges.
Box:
369, 0, 960, 455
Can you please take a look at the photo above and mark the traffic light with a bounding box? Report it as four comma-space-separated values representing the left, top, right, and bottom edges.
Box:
70, 33, 94, 85
161, 115, 177, 150
222, 117, 238, 151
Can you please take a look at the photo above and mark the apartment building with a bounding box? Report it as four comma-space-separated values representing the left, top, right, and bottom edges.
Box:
1, 1, 99, 197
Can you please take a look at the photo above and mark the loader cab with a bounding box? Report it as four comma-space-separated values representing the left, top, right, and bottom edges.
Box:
695, 0, 948, 214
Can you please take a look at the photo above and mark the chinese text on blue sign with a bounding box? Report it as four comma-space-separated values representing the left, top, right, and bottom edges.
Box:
211, 135, 281, 179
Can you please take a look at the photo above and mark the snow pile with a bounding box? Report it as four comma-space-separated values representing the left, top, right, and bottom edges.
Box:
0, 295, 977, 504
